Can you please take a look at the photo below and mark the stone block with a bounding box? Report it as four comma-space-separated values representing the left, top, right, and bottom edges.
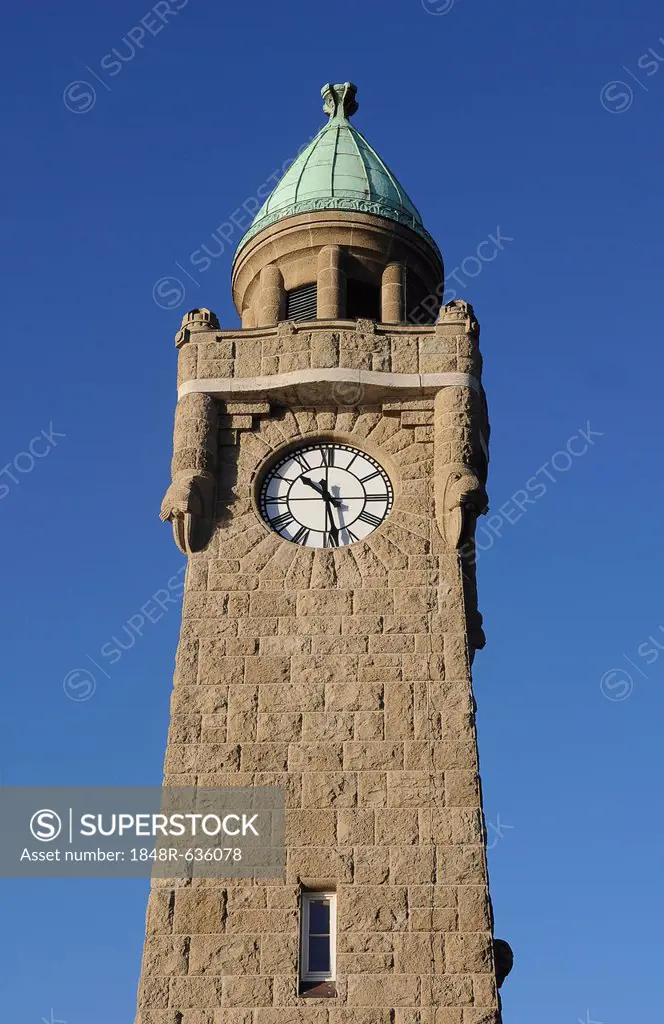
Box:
170, 978, 224, 1008
390, 847, 435, 884
394, 933, 445, 975
461, 1012, 500, 1024
358, 655, 402, 682
145, 890, 174, 934
141, 936, 188, 976
354, 846, 390, 884
302, 773, 358, 808
288, 743, 343, 771
302, 712, 354, 742
437, 846, 485, 885
375, 809, 418, 845
444, 772, 481, 808
292, 654, 359, 687
255, 1011, 329, 1024
445, 934, 492, 973
337, 952, 394, 973
226, 909, 297, 933
457, 887, 491, 931
285, 809, 336, 846
347, 974, 419, 1006
354, 711, 385, 740
343, 742, 403, 771
221, 976, 273, 1006
410, 908, 458, 932
211, 1013, 253, 1024
197, 648, 244, 686
249, 593, 296, 617
173, 891, 226, 934
337, 933, 394, 954
258, 683, 325, 713
472, 975, 498, 1007
337, 885, 408, 932
227, 888, 267, 910
259, 933, 299, 974
337, 809, 375, 845
297, 591, 353, 616
188, 935, 260, 976
257, 712, 302, 742
326, 682, 383, 712
353, 590, 395, 615
358, 772, 387, 807
245, 657, 291, 686
286, 846, 354, 884
240, 743, 288, 772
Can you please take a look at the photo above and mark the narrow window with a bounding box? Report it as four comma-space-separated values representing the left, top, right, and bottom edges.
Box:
286, 283, 318, 322
346, 279, 380, 321
300, 891, 336, 984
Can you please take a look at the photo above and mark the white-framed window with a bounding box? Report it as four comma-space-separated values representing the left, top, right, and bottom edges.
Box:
300, 891, 337, 982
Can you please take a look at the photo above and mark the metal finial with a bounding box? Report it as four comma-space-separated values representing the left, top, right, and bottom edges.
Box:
321, 82, 358, 120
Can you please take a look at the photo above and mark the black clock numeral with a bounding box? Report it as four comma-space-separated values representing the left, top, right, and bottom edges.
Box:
271, 510, 294, 531
292, 452, 312, 472
358, 510, 382, 527
324, 528, 339, 548
364, 494, 386, 501
321, 447, 335, 467
292, 525, 310, 545
360, 470, 381, 483
345, 529, 359, 543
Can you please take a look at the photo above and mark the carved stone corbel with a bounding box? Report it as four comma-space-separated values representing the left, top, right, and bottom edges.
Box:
434, 387, 488, 550
160, 391, 219, 554
160, 469, 217, 554
434, 382, 489, 654
437, 460, 488, 549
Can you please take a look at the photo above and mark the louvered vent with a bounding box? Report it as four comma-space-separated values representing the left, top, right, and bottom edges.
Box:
286, 283, 317, 322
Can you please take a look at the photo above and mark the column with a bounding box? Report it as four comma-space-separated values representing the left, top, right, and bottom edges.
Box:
381, 262, 405, 323
317, 245, 346, 319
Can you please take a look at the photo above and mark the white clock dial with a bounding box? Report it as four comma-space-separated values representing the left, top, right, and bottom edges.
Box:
259, 442, 393, 548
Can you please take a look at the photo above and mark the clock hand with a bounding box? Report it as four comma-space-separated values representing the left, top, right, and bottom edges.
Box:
317, 478, 342, 508
324, 497, 339, 546
301, 477, 324, 495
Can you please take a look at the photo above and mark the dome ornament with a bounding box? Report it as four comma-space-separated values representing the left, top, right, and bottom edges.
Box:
322, 81, 358, 120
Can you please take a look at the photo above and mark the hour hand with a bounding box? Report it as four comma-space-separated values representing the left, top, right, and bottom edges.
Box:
301, 477, 323, 494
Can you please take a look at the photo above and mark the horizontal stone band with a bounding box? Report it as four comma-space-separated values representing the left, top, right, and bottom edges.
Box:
178, 369, 481, 402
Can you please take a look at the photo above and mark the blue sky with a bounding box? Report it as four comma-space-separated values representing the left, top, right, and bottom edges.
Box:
1, 0, 663, 1020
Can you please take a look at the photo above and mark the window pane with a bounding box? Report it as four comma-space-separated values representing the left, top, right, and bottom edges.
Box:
308, 935, 330, 973
308, 900, 330, 935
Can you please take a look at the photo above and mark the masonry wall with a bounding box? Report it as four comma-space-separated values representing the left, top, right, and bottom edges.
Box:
136, 312, 499, 1024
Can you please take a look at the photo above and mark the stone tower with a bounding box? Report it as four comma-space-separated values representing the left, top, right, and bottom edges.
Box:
136, 82, 509, 1024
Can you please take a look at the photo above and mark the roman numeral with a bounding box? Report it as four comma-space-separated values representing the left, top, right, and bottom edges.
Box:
358, 510, 382, 527
321, 447, 335, 467
271, 510, 294, 530
292, 452, 312, 472
324, 528, 339, 548
364, 494, 387, 501
292, 525, 310, 545
360, 470, 380, 483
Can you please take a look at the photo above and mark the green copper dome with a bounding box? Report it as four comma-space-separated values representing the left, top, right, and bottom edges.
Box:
235, 83, 439, 257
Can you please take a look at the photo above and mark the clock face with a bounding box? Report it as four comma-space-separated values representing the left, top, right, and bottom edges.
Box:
259, 442, 393, 548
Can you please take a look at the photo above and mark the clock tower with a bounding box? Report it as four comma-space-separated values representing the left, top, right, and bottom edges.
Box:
136, 82, 510, 1023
